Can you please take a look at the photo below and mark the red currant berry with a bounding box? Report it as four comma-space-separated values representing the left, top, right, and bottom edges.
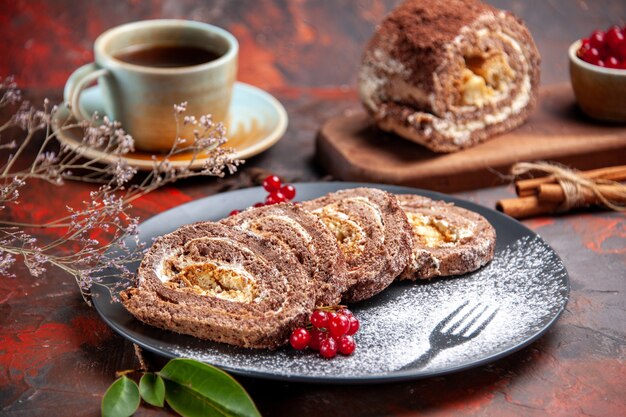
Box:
346, 316, 360, 336
326, 311, 338, 324
262, 175, 282, 193
582, 47, 601, 64
578, 39, 591, 60
596, 59, 606, 67
280, 184, 296, 201
606, 26, 625, 55
270, 191, 287, 203
319, 337, 338, 359
613, 37, 626, 60
265, 193, 281, 205
253, 202, 265, 208
589, 30, 606, 50
228, 209, 240, 217
606, 56, 621, 69
581, 38, 591, 50
328, 314, 350, 338
308, 328, 325, 351
337, 335, 356, 355
289, 328, 311, 350
617, 46, 626, 61
339, 308, 353, 317
310, 310, 329, 329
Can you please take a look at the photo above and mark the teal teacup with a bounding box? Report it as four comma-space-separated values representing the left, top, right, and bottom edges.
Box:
64, 19, 238, 152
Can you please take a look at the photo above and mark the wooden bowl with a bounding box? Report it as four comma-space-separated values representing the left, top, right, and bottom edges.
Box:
569, 40, 626, 122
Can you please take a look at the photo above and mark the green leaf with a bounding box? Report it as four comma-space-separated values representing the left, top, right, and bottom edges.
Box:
139, 373, 165, 407
159, 358, 261, 417
101, 375, 140, 417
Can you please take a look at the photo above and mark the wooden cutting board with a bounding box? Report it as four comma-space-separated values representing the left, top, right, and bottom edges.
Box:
316, 84, 626, 193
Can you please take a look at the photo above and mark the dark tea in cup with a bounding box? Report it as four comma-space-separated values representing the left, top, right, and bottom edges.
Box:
114, 44, 222, 68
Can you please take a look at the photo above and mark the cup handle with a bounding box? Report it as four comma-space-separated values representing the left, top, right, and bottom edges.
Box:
63, 63, 109, 121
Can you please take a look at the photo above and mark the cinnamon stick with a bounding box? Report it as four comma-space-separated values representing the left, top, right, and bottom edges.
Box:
515, 165, 626, 197
496, 196, 560, 219
537, 183, 626, 204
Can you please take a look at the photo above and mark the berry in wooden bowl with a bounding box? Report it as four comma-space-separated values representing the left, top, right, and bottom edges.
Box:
569, 25, 626, 122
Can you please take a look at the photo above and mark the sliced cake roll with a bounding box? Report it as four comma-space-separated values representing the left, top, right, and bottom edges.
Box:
120, 221, 314, 349
397, 194, 496, 280
221, 203, 348, 307
302, 188, 413, 303
358, 0, 540, 152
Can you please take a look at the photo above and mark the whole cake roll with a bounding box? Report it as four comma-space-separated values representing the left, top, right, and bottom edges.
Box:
302, 188, 413, 303
396, 194, 496, 279
358, 0, 541, 152
221, 203, 349, 307
120, 221, 314, 349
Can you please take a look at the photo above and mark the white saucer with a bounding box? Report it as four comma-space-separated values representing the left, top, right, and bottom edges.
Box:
52, 82, 288, 170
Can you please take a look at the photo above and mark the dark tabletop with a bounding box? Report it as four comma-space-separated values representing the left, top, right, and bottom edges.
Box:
1, 1, 625, 416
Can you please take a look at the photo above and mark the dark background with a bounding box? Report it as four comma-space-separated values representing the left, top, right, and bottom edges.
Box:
2, 0, 625, 91
1, 2, 625, 417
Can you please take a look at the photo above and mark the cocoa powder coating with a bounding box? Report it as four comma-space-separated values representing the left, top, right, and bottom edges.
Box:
371, 0, 494, 89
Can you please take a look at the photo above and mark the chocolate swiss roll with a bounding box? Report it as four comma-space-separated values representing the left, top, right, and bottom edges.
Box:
358, 0, 540, 152
120, 222, 314, 349
222, 203, 349, 306
302, 188, 413, 303
396, 194, 496, 280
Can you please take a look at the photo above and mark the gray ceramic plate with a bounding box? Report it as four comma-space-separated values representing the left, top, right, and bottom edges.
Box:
92, 183, 569, 383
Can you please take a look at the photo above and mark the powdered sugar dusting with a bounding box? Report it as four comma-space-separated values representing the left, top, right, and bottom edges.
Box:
167, 235, 568, 379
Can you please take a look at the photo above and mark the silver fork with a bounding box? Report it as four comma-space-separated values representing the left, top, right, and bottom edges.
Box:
400, 301, 498, 370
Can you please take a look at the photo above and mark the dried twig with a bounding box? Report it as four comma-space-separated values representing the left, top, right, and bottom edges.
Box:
0, 76, 242, 304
